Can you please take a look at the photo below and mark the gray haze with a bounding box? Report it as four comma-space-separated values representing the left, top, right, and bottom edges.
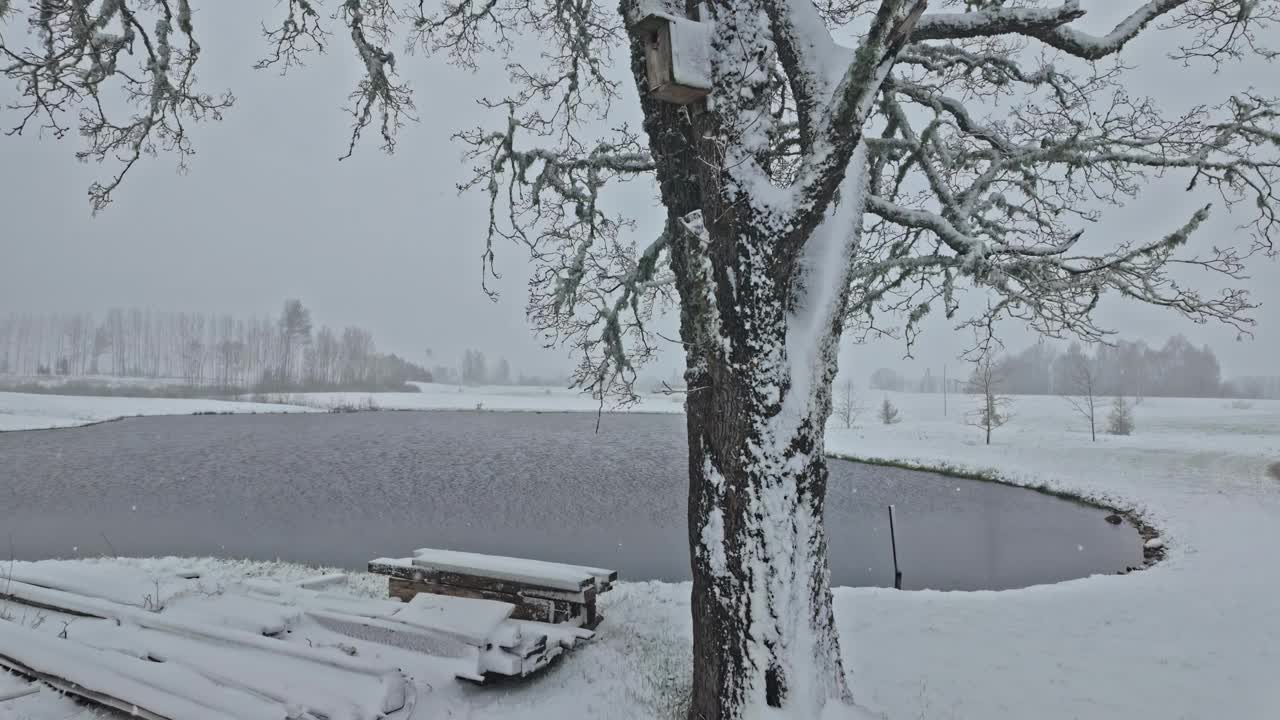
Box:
2, 3, 1277, 383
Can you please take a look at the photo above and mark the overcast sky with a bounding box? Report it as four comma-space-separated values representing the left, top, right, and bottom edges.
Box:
1, 2, 1276, 382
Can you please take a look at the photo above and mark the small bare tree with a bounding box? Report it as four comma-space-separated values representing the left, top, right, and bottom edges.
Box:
967, 353, 1011, 445
1107, 396, 1136, 436
1061, 348, 1099, 442
878, 395, 901, 425
832, 379, 863, 429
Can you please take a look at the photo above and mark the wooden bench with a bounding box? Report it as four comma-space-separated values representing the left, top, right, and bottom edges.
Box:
368, 548, 617, 630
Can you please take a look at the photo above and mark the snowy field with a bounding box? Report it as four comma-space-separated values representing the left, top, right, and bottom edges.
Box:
0, 391, 317, 432
0, 382, 684, 432
0, 374, 198, 390
270, 381, 688, 414
1, 391, 1278, 718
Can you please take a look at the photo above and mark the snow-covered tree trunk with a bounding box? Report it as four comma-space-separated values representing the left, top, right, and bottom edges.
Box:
681, 153, 866, 718
622, 3, 924, 714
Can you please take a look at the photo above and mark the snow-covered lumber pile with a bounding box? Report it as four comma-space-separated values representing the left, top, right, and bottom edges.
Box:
369, 547, 616, 629
0, 558, 602, 718
238, 575, 594, 682
0, 571, 410, 720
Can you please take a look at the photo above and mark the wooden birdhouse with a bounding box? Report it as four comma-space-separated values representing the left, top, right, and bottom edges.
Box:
635, 14, 712, 105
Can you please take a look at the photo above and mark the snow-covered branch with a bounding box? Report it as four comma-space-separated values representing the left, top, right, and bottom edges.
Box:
412, 0, 624, 132
339, 0, 415, 158
778, 0, 926, 253
456, 110, 664, 400
2, 0, 232, 211
912, 0, 1276, 62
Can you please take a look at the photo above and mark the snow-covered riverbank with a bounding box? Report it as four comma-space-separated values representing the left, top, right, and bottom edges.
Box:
0, 391, 317, 432
0, 383, 683, 432
2, 391, 1278, 718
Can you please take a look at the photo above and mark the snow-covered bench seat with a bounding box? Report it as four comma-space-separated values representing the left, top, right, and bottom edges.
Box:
368, 548, 616, 629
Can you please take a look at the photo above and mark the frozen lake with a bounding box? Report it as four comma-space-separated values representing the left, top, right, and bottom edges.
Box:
0, 411, 1142, 589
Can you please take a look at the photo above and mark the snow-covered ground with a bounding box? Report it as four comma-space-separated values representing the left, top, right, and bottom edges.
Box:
828, 392, 1280, 719
0, 373, 197, 390
1, 392, 1278, 718
0, 382, 683, 432
0, 391, 316, 432
271, 382, 687, 414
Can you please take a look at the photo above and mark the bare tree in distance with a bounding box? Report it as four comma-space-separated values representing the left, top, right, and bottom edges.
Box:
879, 395, 901, 425
1108, 396, 1136, 436
967, 353, 1011, 446
832, 379, 863, 428
1061, 344, 1100, 442
870, 367, 906, 392
278, 299, 313, 382
493, 357, 512, 386
6, 1, 1280, 717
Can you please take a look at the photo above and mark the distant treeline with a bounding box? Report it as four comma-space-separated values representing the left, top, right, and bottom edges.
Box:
427, 348, 569, 388
0, 300, 431, 393
870, 335, 1277, 399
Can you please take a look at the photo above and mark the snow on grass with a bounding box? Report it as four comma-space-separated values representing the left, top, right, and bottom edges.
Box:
2, 393, 1278, 718
270, 382, 687, 414
0, 391, 315, 432
826, 391, 1280, 719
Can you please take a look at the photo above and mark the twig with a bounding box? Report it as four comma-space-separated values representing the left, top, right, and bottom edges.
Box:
99, 532, 117, 558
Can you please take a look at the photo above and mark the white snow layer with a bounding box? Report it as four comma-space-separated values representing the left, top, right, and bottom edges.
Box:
0, 383, 685, 432
2, 395, 1278, 718
669, 17, 714, 89
0, 391, 315, 432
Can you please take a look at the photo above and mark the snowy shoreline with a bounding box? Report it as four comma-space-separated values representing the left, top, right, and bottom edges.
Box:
828, 451, 1168, 568
2, 389, 1279, 718
0, 383, 685, 432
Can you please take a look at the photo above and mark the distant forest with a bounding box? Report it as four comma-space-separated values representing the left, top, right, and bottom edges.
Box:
869, 335, 1280, 400
427, 349, 566, 388
0, 300, 432, 393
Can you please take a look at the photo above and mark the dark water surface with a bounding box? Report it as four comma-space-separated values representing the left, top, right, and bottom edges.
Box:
0, 411, 1142, 590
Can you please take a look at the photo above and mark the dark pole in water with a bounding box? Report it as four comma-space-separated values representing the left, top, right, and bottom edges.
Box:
888, 504, 903, 590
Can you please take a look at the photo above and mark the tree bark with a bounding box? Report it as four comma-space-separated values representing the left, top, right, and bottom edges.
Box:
622, 8, 867, 716
670, 143, 866, 720
685, 367, 850, 719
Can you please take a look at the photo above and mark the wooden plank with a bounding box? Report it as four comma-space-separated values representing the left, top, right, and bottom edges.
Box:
372, 559, 592, 603
71, 620, 410, 720
0, 620, 278, 720
0, 564, 192, 609
387, 578, 592, 626
0, 682, 40, 703
389, 592, 515, 647
293, 573, 349, 590
388, 578, 538, 618
307, 609, 475, 659
239, 578, 408, 618
513, 619, 594, 650
408, 549, 596, 592
159, 593, 297, 636
0, 576, 409, 714
411, 548, 617, 590
0, 655, 169, 720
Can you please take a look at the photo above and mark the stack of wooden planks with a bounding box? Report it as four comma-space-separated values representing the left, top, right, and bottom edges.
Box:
236, 575, 595, 683
0, 552, 614, 719
369, 547, 617, 629
0, 573, 411, 720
